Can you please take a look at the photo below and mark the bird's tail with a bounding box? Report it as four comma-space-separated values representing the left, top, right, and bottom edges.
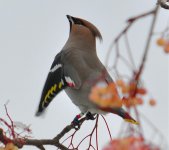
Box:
123, 113, 140, 125
99, 107, 139, 125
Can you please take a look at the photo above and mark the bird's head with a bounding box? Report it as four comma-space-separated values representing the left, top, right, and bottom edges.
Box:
66, 15, 102, 42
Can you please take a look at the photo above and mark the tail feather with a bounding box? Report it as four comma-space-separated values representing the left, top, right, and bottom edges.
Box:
99, 107, 139, 125
123, 114, 140, 125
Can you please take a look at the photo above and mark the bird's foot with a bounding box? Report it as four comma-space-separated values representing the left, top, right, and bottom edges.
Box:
71, 112, 96, 130
85, 112, 96, 120
71, 113, 84, 130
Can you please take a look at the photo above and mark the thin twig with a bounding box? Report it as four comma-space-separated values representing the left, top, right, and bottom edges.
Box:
24, 118, 86, 149
134, 6, 159, 81
124, 34, 136, 70
105, 9, 155, 68
4, 105, 15, 139
131, 5, 159, 138
101, 115, 112, 140
95, 116, 99, 150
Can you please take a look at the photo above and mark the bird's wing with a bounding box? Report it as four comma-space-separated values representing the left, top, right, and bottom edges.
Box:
36, 52, 81, 116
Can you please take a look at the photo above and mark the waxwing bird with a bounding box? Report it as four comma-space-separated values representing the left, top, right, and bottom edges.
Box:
36, 15, 139, 127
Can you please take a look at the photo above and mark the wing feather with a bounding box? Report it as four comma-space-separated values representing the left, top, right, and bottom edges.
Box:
36, 52, 67, 116
36, 51, 83, 116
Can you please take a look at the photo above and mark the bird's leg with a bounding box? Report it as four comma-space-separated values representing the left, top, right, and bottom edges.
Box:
85, 112, 96, 120
71, 112, 97, 130
71, 112, 85, 130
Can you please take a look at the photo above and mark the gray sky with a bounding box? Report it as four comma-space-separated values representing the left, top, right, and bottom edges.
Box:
0, 1, 168, 149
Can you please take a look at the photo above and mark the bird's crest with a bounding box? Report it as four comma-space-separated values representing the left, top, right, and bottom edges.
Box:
67, 15, 102, 41
79, 18, 102, 41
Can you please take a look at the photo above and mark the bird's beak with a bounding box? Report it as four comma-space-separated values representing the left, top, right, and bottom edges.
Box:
66, 15, 74, 24
66, 15, 71, 20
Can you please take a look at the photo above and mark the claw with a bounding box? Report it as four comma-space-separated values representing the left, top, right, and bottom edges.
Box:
72, 117, 80, 130
71, 119, 80, 130
85, 112, 96, 120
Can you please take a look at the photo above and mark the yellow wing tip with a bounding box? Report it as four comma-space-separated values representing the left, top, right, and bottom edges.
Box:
124, 119, 140, 125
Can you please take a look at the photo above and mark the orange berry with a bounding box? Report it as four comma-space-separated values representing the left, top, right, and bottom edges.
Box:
136, 97, 143, 105
5, 143, 18, 150
122, 98, 133, 107
156, 38, 166, 46
164, 44, 169, 53
149, 99, 156, 106
89, 83, 121, 108
131, 98, 138, 106
122, 86, 129, 94
116, 79, 125, 87
137, 88, 147, 95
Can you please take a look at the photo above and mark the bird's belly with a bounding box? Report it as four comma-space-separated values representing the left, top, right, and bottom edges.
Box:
64, 86, 107, 115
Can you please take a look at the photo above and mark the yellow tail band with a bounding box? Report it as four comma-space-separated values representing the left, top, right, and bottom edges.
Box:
124, 119, 140, 125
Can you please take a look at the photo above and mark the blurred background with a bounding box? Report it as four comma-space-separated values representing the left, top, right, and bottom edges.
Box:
0, 0, 168, 149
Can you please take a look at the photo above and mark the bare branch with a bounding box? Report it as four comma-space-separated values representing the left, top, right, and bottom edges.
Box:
0, 116, 87, 149
134, 6, 159, 82
105, 9, 155, 68
23, 118, 86, 149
